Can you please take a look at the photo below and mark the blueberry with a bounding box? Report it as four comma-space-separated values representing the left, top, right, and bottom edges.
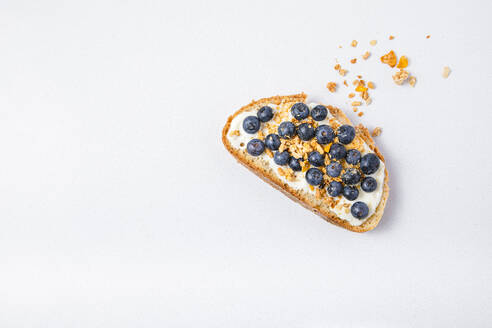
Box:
305, 168, 324, 186
343, 186, 359, 201
288, 157, 302, 171
311, 105, 328, 121
327, 181, 343, 197
291, 102, 310, 120
274, 151, 290, 165
351, 201, 369, 219
308, 151, 325, 167
265, 134, 281, 150
242, 116, 260, 134
326, 161, 342, 177
361, 177, 377, 192
257, 106, 274, 122
360, 153, 380, 175
246, 139, 265, 156
329, 143, 346, 160
341, 168, 361, 185
297, 123, 315, 141
337, 125, 356, 144
278, 121, 296, 139
346, 149, 361, 165
315, 125, 335, 144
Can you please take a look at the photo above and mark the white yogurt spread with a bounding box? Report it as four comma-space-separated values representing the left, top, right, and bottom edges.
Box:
227, 102, 385, 226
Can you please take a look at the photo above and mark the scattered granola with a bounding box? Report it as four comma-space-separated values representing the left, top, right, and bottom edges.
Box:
229, 130, 240, 137
381, 50, 397, 68
350, 58, 357, 64
370, 40, 377, 46
367, 81, 375, 89
409, 76, 417, 87
365, 97, 372, 105
348, 93, 355, 98
358, 112, 364, 117
426, 35, 430, 39
392, 69, 410, 85
389, 35, 395, 40
442, 66, 451, 78
397, 56, 408, 68
326, 82, 337, 92
362, 51, 370, 60
343, 80, 348, 87
351, 101, 362, 106
339, 69, 347, 76
371, 127, 382, 137
351, 40, 358, 47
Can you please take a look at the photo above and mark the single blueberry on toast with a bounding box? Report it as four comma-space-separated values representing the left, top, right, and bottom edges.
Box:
291, 102, 310, 120
265, 133, 281, 150
273, 151, 290, 165
246, 139, 265, 156
243, 116, 260, 134
278, 121, 296, 139
326, 161, 342, 177
257, 106, 274, 122
223, 93, 389, 232
297, 123, 315, 141
311, 104, 328, 121
315, 125, 335, 144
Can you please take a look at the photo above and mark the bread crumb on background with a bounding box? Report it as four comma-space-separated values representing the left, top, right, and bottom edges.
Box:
372, 127, 382, 137
389, 35, 395, 40
350, 58, 357, 64
370, 40, 377, 46
362, 51, 370, 60
393, 69, 410, 85
409, 76, 417, 87
351, 40, 358, 47
326, 82, 337, 92
442, 66, 451, 78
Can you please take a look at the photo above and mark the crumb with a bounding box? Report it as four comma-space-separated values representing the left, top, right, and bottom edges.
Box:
339, 69, 347, 76
371, 127, 382, 137
362, 51, 371, 60
361, 91, 369, 100
265, 148, 274, 158
351, 40, 358, 47
334, 64, 341, 70
350, 58, 357, 64
357, 75, 362, 79
326, 82, 337, 92
352, 79, 359, 86
366, 97, 372, 105
353, 107, 358, 112
348, 93, 355, 98
343, 80, 348, 87
381, 50, 397, 67
370, 40, 377, 46
393, 69, 410, 85
358, 112, 364, 117
442, 66, 451, 78
409, 76, 417, 87
426, 35, 430, 39
367, 81, 375, 89
338, 45, 342, 48
389, 35, 395, 40
397, 55, 408, 68
229, 130, 240, 137
351, 101, 362, 106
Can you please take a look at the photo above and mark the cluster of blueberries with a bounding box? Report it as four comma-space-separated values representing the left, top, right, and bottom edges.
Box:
242, 103, 380, 219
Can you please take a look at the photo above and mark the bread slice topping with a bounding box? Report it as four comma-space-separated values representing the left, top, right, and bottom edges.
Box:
225, 96, 386, 227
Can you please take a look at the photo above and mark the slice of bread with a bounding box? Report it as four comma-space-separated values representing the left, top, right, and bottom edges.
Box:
222, 93, 389, 232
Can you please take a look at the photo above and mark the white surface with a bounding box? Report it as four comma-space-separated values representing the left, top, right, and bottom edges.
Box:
1, 0, 491, 327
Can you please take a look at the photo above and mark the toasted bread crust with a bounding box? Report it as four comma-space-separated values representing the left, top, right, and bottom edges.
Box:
222, 93, 389, 232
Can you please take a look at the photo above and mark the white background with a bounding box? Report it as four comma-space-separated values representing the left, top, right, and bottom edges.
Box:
1, 0, 491, 327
